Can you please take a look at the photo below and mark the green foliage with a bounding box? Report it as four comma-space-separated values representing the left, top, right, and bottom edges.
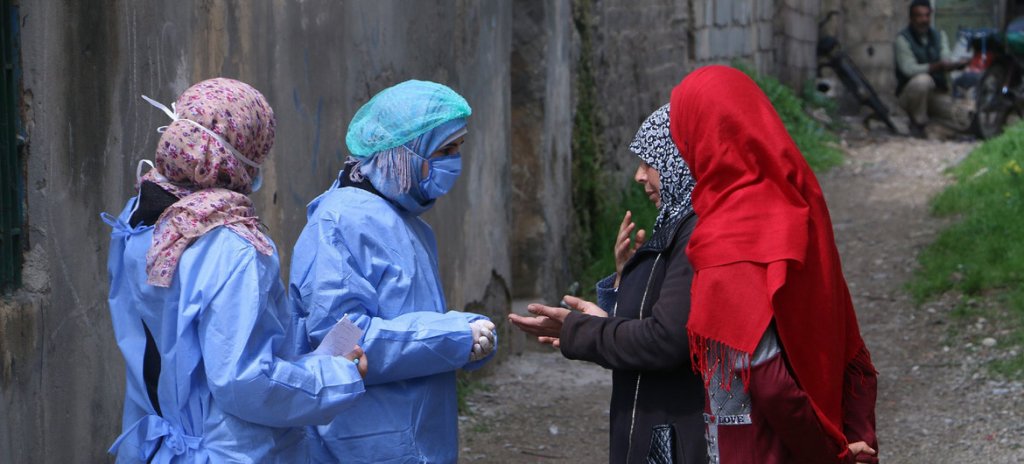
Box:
909, 123, 1024, 300
577, 185, 659, 298
569, 0, 606, 296
736, 63, 846, 172
908, 123, 1024, 377
569, 0, 658, 298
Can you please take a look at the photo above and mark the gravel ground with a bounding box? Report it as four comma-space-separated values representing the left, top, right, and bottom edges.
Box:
458, 126, 1024, 463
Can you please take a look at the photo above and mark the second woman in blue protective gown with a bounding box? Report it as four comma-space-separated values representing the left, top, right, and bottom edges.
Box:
289, 80, 498, 463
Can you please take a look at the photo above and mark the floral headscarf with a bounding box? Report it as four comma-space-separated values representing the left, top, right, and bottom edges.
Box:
139, 78, 275, 287
628, 103, 695, 233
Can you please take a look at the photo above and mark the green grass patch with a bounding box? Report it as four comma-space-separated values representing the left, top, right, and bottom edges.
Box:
908, 123, 1024, 377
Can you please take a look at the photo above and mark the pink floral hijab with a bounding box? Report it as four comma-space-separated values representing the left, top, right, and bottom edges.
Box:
138, 78, 275, 287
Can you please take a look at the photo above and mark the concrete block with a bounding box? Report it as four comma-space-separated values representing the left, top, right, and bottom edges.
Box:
733, 0, 753, 25
795, 12, 818, 42
704, 0, 715, 28
759, 0, 776, 21
865, 22, 894, 43
696, 27, 713, 61
864, 0, 893, 17
710, 27, 730, 59
715, 0, 731, 26
731, 27, 749, 57
743, 27, 757, 55
693, 0, 707, 27
758, 22, 774, 51
844, 22, 867, 44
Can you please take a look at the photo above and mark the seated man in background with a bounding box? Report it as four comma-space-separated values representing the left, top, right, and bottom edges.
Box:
894, 0, 967, 137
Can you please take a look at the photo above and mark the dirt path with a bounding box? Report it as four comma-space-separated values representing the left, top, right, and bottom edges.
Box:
459, 132, 1024, 463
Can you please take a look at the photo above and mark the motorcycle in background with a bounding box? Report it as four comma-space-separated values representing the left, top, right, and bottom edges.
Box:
951, 27, 998, 99
972, 16, 1024, 139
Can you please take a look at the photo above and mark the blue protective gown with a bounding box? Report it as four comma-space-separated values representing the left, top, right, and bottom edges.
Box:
289, 180, 495, 463
103, 197, 365, 463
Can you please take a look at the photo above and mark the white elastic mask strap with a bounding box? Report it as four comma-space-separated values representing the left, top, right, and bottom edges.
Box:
129, 159, 159, 220
141, 94, 262, 173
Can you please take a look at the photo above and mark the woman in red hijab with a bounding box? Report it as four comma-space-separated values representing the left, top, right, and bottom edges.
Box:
669, 65, 879, 463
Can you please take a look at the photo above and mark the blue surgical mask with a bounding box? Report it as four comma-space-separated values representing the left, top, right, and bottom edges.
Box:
420, 154, 462, 199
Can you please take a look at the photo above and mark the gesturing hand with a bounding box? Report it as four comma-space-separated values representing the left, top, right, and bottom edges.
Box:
561, 295, 608, 318
507, 304, 567, 339
507, 296, 609, 348
615, 211, 645, 287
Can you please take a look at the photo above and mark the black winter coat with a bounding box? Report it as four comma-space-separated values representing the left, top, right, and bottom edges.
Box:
560, 213, 707, 464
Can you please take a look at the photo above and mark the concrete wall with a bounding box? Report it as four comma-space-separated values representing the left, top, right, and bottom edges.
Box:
776, 0, 821, 87
588, 0, 691, 183
1, 1, 511, 462
509, 0, 573, 304
831, 0, 902, 110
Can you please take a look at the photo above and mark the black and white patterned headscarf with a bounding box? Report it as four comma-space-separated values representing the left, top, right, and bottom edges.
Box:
629, 103, 696, 233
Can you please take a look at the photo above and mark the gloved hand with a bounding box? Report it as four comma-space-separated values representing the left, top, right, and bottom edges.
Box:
468, 319, 496, 362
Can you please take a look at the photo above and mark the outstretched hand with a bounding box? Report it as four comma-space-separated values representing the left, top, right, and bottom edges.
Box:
561, 295, 608, 318
507, 303, 568, 339
507, 295, 608, 348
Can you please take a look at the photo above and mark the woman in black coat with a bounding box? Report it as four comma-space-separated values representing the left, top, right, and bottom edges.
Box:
509, 104, 706, 464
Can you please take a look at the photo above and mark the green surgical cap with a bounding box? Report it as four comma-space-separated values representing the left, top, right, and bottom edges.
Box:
345, 80, 472, 158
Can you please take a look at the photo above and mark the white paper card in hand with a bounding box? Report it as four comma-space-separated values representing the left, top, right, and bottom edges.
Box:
313, 316, 363, 357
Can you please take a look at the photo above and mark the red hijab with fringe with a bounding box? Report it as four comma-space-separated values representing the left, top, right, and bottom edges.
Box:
669, 65, 872, 447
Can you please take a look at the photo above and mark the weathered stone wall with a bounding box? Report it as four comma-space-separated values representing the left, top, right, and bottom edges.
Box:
584, 0, 820, 189
691, 0, 775, 75
776, 0, 822, 87
509, 0, 574, 304
2, 1, 511, 462
587, 0, 691, 184
832, 0, 902, 110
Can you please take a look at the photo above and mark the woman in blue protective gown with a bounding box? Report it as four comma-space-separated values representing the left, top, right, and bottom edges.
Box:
289, 80, 498, 463
103, 78, 366, 463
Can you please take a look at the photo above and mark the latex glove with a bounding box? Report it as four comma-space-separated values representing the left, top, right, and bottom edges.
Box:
469, 319, 496, 362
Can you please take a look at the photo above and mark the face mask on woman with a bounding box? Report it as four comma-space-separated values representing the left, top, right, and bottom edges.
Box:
419, 153, 462, 199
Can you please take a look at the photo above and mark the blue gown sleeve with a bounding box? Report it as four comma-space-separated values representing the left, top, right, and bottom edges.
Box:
350, 309, 494, 383
190, 234, 364, 428
299, 218, 489, 386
